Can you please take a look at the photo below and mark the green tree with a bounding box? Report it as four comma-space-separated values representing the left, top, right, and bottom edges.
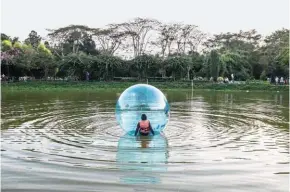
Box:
1, 39, 20, 77
164, 56, 186, 81
260, 28, 289, 78
58, 52, 94, 80
24, 30, 42, 48
220, 50, 251, 80
112, 18, 161, 57
2, 39, 12, 50
47, 25, 99, 56
94, 27, 126, 55
1, 33, 11, 41
132, 54, 159, 79
190, 51, 204, 78
35, 43, 55, 79
208, 50, 220, 81
96, 54, 123, 80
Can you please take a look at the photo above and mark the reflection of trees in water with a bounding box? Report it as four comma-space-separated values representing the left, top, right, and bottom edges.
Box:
165, 91, 187, 102
116, 133, 168, 185
199, 91, 289, 133
274, 93, 284, 106
274, 93, 289, 130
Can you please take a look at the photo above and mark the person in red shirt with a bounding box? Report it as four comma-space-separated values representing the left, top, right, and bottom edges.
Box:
135, 114, 155, 136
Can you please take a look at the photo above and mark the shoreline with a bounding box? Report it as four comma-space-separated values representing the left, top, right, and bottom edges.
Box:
1, 81, 289, 92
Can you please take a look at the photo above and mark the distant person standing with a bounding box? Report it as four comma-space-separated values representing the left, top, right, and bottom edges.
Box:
275, 76, 279, 85
280, 77, 284, 85
86, 71, 90, 81
224, 77, 229, 83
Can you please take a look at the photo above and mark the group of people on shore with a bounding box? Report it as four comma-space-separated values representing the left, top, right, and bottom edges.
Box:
268, 77, 288, 85
1, 73, 289, 85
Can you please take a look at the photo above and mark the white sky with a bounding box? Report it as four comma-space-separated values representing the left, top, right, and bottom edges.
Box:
1, 0, 289, 41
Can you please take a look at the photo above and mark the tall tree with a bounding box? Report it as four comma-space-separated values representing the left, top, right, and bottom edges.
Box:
205, 30, 262, 79
35, 43, 55, 79
164, 56, 186, 81
260, 28, 289, 78
94, 27, 126, 55
175, 24, 197, 55
47, 25, 98, 56
24, 30, 42, 48
1, 33, 11, 41
1, 40, 21, 77
154, 23, 182, 77
190, 51, 204, 78
187, 29, 207, 53
112, 17, 160, 57
208, 50, 220, 81
155, 23, 182, 58
132, 54, 159, 79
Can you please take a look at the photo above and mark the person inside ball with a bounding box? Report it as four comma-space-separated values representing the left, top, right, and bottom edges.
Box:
135, 114, 154, 136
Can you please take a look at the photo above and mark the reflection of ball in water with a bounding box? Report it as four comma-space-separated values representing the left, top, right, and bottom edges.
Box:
116, 133, 168, 168
115, 84, 170, 134
116, 133, 168, 184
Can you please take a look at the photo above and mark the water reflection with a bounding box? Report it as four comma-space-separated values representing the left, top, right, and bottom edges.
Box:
274, 93, 284, 105
1, 90, 289, 192
116, 133, 168, 185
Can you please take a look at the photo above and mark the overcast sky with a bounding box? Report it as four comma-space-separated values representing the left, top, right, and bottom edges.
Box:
1, 0, 289, 41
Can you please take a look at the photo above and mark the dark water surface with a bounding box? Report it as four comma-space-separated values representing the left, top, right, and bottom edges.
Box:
1, 90, 289, 192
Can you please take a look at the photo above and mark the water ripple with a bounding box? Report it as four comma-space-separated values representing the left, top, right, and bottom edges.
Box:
1, 91, 289, 192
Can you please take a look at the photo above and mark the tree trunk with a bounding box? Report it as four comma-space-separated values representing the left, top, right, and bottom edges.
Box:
161, 59, 165, 78
105, 63, 108, 81
7, 64, 10, 79
112, 68, 114, 80
73, 44, 75, 53
172, 71, 175, 81
44, 65, 48, 80
162, 68, 165, 78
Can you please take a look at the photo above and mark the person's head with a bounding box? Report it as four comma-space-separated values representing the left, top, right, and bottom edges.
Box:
141, 114, 147, 121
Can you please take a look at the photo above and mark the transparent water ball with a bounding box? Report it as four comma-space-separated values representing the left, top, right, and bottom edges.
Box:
115, 84, 170, 135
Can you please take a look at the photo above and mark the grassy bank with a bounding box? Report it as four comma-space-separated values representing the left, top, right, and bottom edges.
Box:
1, 81, 289, 92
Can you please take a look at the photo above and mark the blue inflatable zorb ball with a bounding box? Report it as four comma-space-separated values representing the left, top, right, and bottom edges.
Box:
116, 84, 170, 135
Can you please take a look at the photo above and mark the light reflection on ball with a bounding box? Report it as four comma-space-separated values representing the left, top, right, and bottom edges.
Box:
115, 84, 170, 135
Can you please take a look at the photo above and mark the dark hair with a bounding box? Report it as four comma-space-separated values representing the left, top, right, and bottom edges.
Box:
141, 114, 147, 120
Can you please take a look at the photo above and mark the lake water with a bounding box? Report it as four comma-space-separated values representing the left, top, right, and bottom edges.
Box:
1, 90, 289, 192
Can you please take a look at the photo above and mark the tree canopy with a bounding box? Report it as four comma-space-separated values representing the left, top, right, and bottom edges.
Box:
1, 18, 289, 82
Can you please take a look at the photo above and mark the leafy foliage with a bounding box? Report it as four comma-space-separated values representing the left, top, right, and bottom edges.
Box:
0, 19, 288, 82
